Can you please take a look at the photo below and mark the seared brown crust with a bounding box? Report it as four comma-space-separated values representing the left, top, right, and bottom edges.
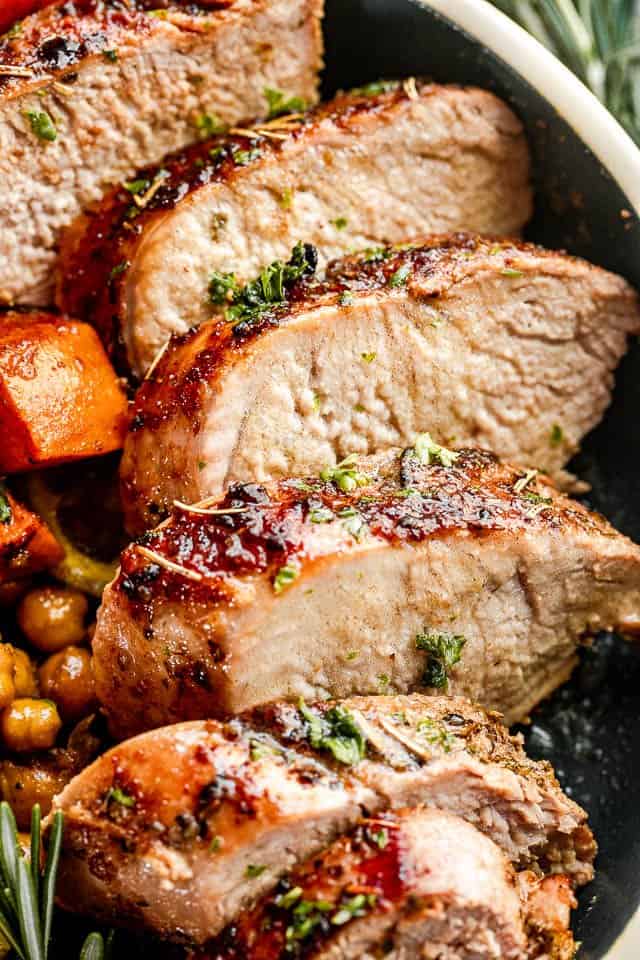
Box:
115, 445, 612, 608
0, 0, 237, 94
55, 83, 525, 370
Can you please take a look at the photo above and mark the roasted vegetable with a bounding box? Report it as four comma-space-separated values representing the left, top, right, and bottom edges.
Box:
0, 312, 127, 473
0, 485, 63, 583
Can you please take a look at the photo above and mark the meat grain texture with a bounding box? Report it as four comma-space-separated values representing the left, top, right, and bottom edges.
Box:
120, 235, 640, 533
94, 446, 640, 737
0, 0, 324, 304
49, 695, 594, 944
57, 82, 533, 376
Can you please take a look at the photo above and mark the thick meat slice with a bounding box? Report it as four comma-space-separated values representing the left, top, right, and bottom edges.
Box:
93, 446, 640, 736
49, 695, 595, 944
205, 809, 530, 960
0, 0, 323, 305
120, 236, 640, 533
56, 82, 533, 376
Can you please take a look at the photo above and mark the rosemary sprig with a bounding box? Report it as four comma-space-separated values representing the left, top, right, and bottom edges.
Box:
0, 802, 108, 960
492, 0, 640, 144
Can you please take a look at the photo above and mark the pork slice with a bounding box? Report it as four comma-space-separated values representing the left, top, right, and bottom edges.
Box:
205, 808, 530, 960
55, 82, 533, 376
119, 235, 640, 533
0, 0, 323, 305
49, 695, 594, 944
94, 446, 640, 737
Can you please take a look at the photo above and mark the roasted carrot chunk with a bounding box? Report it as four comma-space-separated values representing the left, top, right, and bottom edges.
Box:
0, 312, 128, 472
0, 486, 63, 583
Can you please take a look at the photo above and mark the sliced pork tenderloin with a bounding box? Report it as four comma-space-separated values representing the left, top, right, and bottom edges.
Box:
0, 0, 323, 305
120, 236, 640, 534
49, 695, 594, 944
94, 445, 640, 737
56, 82, 533, 376
205, 808, 531, 960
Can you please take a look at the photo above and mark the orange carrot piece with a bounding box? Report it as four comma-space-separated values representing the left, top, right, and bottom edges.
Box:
0, 486, 63, 583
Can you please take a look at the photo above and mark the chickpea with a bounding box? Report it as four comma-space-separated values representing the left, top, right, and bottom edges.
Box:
11, 647, 38, 698
0, 699, 61, 752
17, 586, 88, 652
0, 759, 70, 829
0, 646, 15, 710
39, 647, 96, 723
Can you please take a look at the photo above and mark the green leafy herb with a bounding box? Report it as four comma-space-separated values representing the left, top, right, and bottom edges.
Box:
209, 835, 222, 853
194, 112, 227, 137
264, 87, 307, 120
415, 631, 466, 689
5, 22, 22, 39
351, 80, 399, 97
416, 717, 457, 752
338, 291, 354, 306
123, 178, 149, 196
331, 893, 377, 926
360, 351, 376, 363
23, 110, 57, 142
309, 507, 334, 524
377, 673, 391, 691
319, 454, 370, 493
108, 260, 129, 281
232, 147, 262, 166
411, 433, 460, 468
299, 702, 367, 765
208, 271, 238, 306
369, 827, 389, 849
106, 786, 135, 809
389, 264, 411, 287
0, 485, 11, 525
332, 216, 348, 230
362, 246, 391, 263
345, 650, 359, 661
222, 242, 317, 330
284, 898, 333, 944
273, 565, 299, 594
550, 424, 564, 447
245, 864, 266, 878
276, 886, 303, 910
197, 460, 206, 471
279, 187, 294, 209
501, 267, 524, 278
342, 512, 367, 541
102, 49, 118, 62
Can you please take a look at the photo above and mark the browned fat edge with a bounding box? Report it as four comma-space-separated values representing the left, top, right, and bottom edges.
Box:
127, 233, 552, 431
116, 449, 606, 608
55, 80, 458, 372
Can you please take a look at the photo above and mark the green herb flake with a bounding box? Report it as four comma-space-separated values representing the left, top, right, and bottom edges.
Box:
103, 48, 118, 62
351, 80, 399, 97
320, 454, 370, 493
410, 433, 459, 468
209, 270, 238, 305
299, 701, 367, 765
232, 146, 262, 166
24, 109, 57, 142
5, 21, 22, 39
343, 512, 367, 541
197, 460, 207, 471
279, 186, 293, 209
0, 485, 12, 525
246, 864, 267, 878
309, 507, 334, 524
332, 216, 348, 230
501, 267, 524, 278
361, 352, 376, 363
377, 673, 391, 691
345, 650, 359, 661
106, 786, 135, 809
249, 739, 279, 761
123, 177, 150, 196
209, 835, 223, 853
109, 260, 130, 281
194, 112, 227, 137
264, 86, 307, 120
273, 564, 299, 594
224, 242, 317, 330
331, 893, 377, 926
416, 717, 457, 752
370, 827, 389, 849
389, 264, 411, 287
550, 424, 564, 447
415, 630, 466, 689
276, 886, 304, 909
339, 291, 354, 307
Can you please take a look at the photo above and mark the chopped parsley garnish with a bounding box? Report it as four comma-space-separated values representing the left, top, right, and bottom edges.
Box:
194, 112, 227, 137
550, 424, 564, 447
416, 717, 457, 752
249, 739, 280, 761
411, 433, 460, 468
0, 485, 11, 525
415, 631, 466, 689
5, 21, 22, 39
501, 267, 524, 278
360, 351, 376, 363
264, 86, 307, 119
369, 827, 389, 849
342, 511, 367, 541
232, 146, 262, 166
377, 673, 391, 691
299, 701, 367, 765
389, 263, 411, 287
276, 886, 304, 909
362, 246, 391, 263
284, 898, 333, 944
332, 893, 377, 926
273, 565, 299, 594
345, 650, 359, 661
103, 48, 118, 62
106, 786, 135, 809
320, 454, 370, 493
197, 460, 207, 471
24, 110, 57, 142
246, 864, 266, 878
217, 242, 318, 330
522, 491, 553, 506
351, 80, 399, 96
309, 506, 334, 524
123, 177, 150, 196
279, 187, 293, 209
332, 216, 348, 230
209, 835, 222, 852
338, 291, 354, 306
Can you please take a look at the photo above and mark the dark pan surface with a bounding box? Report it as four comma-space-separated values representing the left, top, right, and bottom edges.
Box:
323, 3, 640, 956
